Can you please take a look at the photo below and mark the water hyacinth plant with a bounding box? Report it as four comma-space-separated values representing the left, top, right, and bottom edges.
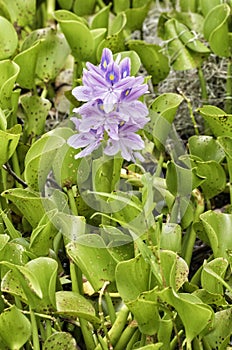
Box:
68, 48, 149, 161
1, 1, 232, 349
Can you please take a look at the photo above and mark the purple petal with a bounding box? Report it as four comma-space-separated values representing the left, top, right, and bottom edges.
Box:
74, 140, 100, 158
100, 48, 113, 72
72, 86, 92, 102
119, 57, 131, 78
105, 62, 120, 85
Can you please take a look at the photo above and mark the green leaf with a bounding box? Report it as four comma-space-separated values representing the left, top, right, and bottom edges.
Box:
201, 258, 228, 295
43, 332, 77, 350
114, 0, 130, 13
200, 0, 222, 17
96, 12, 127, 57
52, 128, 81, 187
164, 18, 208, 70
196, 105, 232, 137
204, 308, 232, 349
0, 60, 19, 109
56, 291, 100, 325
147, 93, 183, 148
57, 0, 73, 10
0, 305, 31, 349
24, 134, 65, 191
160, 223, 182, 253
203, 3, 231, 57
91, 3, 111, 29
127, 288, 160, 335
157, 288, 214, 344
4, 0, 36, 26
188, 135, 225, 162
73, 0, 96, 16
54, 11, 94, 61
29, 210, 58, 256
1, 257, 58, 312
14, 41, 42, 89
21, 94, 51, 138
194, 160, 226, 199
66, 236, 117, 291
116, 254, 151, 302
166, 160, 202, 196
0, 16, 18, 59
127, 40, 169, 84
1, 188, 50, 227
124, 1, 151, 31
0, 124, 21, 167
21, 28, 71, 83
197, 210, 232, 258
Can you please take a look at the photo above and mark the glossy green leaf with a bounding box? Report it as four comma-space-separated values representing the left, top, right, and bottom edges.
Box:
43, 332, 77, 350
194, 160, 226, 199
91, 3, 111, 29
0, 124, 21, 167
24, 134, 65, 191
0, 60, 19, 109
54, 11, 94, 61
174, 12, 204, 33
97, 12, 127, 57
29, 210, 58, 256
200, 0, 222, 17
204, 308, 232, 349
90, 28, 107, 63
166, 161, 202, 196
116, 254, 151, 302
128, 40, 169, 84
157, 288, 213, 344
14, 41, 42, 89
160, 223, 182, 253
1, 257, 58, 312
0, 16, 18, 59
56, 291, 100, 325
127, 288, 160, 335
57, 0, 73, 10
164, 18, 208, 70
148, 93, 183, 148
4, 0, 36, 26
0, 305, 31, 349
188, 135, 225, 162
179, 0, 197, 12
21, 94, 51, 138
1, 270, 28, 302
53, 211, 86, 242
201, 258, 228, 295
66, 235, 117, 291
203, 3, 231, 57
134, 345, 162, 350
1, 188, 50, 227
114, 0, 130, 13
198, 210, 232, 258
73, 0, 96, 16
160, 250, 189, 291
124, 2, 151, 31
21, 28, 71, 83
51, 128, 81, 187
196, 105, 232, 137
174, 20, 210, 54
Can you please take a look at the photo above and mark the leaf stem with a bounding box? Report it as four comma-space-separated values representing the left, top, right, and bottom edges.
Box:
225, 59, 232, 114
198, 66, 208, 103
30, 307, 40, 350
104, 292, 116, 324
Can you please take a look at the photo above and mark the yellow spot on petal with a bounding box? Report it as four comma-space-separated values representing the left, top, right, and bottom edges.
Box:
103, 60, 107, 68
125, 89, 130, 96
109, 74, 115, 81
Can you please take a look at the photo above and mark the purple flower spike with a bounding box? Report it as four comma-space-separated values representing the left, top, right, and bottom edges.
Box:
68, 47, 150, 162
